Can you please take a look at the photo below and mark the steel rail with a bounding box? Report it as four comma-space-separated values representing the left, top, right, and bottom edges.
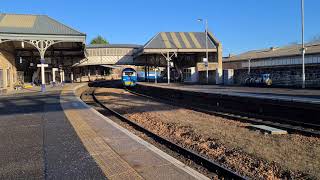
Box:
125, 88, 320, 137
87, 88, 247, 180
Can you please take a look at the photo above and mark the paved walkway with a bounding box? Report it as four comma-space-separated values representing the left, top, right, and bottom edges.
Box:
0, 85, 105, 179
0, 83, 208, 179
138, 82, 320, 104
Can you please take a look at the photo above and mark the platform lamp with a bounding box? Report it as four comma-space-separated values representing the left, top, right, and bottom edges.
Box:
197, 18, 209, 84
301, 0, 306, 88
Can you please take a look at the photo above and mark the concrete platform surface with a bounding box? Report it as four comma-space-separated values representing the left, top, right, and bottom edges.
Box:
0, 84, 105, 179
138, 82, 320, 104
60, 84, 209, 180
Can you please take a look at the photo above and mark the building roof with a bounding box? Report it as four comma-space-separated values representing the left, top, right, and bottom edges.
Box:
144, 32, 216, 49
225, 42, 320, 62
86, 44, 142, 49
0, 13, 85, 36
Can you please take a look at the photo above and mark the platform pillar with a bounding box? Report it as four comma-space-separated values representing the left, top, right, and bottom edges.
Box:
37, 59, 48, 92
52, 68, 58, 87
71, 72, 74, 83
60, 69, 65, 85
167, 52, 170, 84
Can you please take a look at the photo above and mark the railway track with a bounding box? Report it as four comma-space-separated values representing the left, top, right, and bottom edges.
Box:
126, 87, 320, 137
80, 86, 247, 180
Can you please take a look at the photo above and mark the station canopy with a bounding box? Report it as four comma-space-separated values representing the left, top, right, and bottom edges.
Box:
0, 13, 86, 67
142, 32, 217, 53
134, 32, 221, 66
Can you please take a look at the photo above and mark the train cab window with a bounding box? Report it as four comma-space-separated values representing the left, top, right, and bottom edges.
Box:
123, 71, 135, 76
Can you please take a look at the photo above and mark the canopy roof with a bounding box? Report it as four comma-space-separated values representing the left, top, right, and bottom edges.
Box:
0, 13, 84, 36
0, 13, 86, 65
225, 42, 320, 62
144, 32, 216, 51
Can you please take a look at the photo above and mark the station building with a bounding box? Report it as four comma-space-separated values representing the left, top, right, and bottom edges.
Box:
0, 13, 86, 93
223, 42, 320, 87
0, 13, 224, 93
74, 32, 223, 84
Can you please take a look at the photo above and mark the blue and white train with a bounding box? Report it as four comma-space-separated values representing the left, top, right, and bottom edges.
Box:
122, 68, 137, 87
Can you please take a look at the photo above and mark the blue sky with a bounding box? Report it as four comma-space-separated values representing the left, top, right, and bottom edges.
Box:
1, 0, 319, 55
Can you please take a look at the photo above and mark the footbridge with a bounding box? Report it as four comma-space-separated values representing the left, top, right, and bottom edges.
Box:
75, 44, 142, 66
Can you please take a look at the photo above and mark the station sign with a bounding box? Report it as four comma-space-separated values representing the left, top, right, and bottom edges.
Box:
203, 58, 208, 67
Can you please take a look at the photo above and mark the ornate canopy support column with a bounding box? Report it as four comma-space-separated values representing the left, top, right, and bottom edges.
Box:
29, 40, 55, 92
161, 51, 177, 85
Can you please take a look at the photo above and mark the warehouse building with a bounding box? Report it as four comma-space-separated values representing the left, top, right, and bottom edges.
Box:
223, 42, 320, 87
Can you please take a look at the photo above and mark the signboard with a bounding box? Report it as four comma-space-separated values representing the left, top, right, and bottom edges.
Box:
37, 64, 49, 68
203, 58, 208, 67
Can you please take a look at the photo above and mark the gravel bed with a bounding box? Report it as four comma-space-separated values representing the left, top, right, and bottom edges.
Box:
95, 87, 320, 179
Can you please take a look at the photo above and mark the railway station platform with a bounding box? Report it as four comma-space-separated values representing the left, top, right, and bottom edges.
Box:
135, 82, 320, 128
0, 83, 208, 179
137, 82, 320, 104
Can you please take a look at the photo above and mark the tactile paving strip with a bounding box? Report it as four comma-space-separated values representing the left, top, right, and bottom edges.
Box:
61, 87, 144, 179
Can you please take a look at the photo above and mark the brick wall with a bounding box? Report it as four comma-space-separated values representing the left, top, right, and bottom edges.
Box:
234, 65, 320, 88
0, 50, 17, 92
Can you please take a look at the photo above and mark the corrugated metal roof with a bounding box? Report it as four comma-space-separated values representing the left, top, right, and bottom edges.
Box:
0, 13, 85, 36
144, 32, 216, 49
224, 42, 320, 62
86, 44, 142, 49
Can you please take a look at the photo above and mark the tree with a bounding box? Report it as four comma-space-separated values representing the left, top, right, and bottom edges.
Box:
90, 35, 109, 45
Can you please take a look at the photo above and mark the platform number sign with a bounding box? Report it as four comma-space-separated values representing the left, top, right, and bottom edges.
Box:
203, 58, 208, 67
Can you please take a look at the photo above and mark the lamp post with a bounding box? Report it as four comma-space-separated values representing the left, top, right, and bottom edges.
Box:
198, 18, 209, 84
301, 0, 306, 88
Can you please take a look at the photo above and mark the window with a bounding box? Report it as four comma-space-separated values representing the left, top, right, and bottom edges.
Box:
0, 69, 3, 88
123, 71, 135, 76
183, 68, 192, 80
7, 69, 10, 87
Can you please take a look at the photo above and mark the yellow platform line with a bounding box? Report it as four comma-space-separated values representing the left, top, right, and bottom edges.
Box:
62, 101, 144, 179
179, 32, 192, 48
160, 32, 172, 48
170, 32, 182, 48
189, 32, 202, 48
